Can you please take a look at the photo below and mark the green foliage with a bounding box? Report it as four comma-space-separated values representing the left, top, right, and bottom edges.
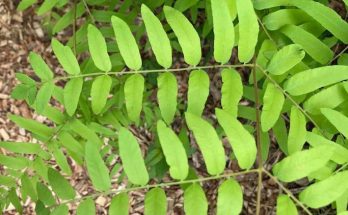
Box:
5, 0, 348, 214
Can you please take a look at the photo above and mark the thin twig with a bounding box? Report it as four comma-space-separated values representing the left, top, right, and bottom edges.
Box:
328, 46, 348, 65
263, 169, 313, 215
49, 169, 259, 208
81, 0, 96, 23
72, 0, 77, 55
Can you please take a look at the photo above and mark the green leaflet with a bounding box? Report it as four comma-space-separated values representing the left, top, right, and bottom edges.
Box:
184, 184, 208, 215
187, 70, 209, 116
111, 16, 142, 70
109, 193, 129, 215
47, 168, 75, 200
51, 205, 69, 215
29, 52, 53, 81
273, 146, 334, 182
287, 106, 306, 154
52, 146, 71, 175
21, 174, 37, 201
216, 179, 243, 215
35, 81, 54, 114
157, 73, 177, 124
267, 44, 305, 75
64, 77, 83, 116
304, 83, 347, 115
285, 66, 348, 96
157, 120, 189, 180
0, 141, 41, 155
37, 182, 55, 206
236, 0, 259, 63
69, 119, 102, 146
51, 39, 80, 75
253, 0, 291, 10
261, 83, 285, 132
215, 108, 256, 169
58, 131, 84, 158
37, 0, 59, 15
164, 6, 201, 66
124, 74, 144, 124
211, 0, 234, 63
91, 75, 112, 114
53, 2, 85, 34
185, 112, 225, 175
263, 9, 311, 30
0, 154, 29, 170
299, 171, 348, 208
87, 24, 111, 72
291, 0, 348, 44
221, 69, 242, 117
276, 194, 298, 215
118, 127, 149, 185
280, 25, 334, 64
17, 0, 37, 11
321, 108, 348, 138
85, 141, 111, 191
9, 115, 54, 141
306, 132, 348, 165
144, 188, 167, 215
77, 198, 95, 215
141, 4, 172, 68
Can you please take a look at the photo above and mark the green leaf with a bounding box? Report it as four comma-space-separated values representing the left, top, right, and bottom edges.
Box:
287, 106, 306, 154
47, 168, 75, 200
144, 188, 167, 215
306, 132, 348, 165
187, 70, 209, 116
85, 141, 111, 191
29, 52, 54, 81
157, 120, 189, 180
261, 83, 285, 132
53, 2, 85, 34
299, 171, 348, 208
77, 198, 95, 215
124, 74, 144, 124
58, 131, 84, 158
51, 39, 80, 75
69, 119, 102, 146
37, 182, 55, 206
291, 0, 348, 44
185, 112, 225, 175
0, 141, 41, 154
276, 194, 298, 215
267, 44, 305, 75
184, 184, 208, 215
9, 115, 54, 141
118, 127, 149, 185
37, 0, 59, 15
91, 75, 112, 114
215, 108, 256, 169
35, 81, 54, 114
111, 16, 142, 70
285, 66, 348, 96
273, 146, 334, 182
8, 187, 22, 213
164, 6, 201, 66
321, 108, 348, 138
221, 68, 243, 117
236, 0, 259, 62
109, 193, 129, 215
263, 9, 311, 30
17, 0, 37, 11
216, 179, 243, 215
87, 24, 111, 72
52, 146, 71, 175
21, 174, 37, 201
280, 25, 334, 64
0, 154, 29, 170
51, 205, 69, 215
141, 4, 172, 68
64, 77, 83, 116
211, 0, 234, 63
303, 83, 347, 115
157, 73, 177, 124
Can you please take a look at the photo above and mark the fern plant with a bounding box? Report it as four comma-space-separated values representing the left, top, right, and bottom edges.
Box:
3, 0, 348, 214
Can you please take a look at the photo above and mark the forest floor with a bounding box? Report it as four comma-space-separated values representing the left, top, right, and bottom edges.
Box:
0, 0, 346, 214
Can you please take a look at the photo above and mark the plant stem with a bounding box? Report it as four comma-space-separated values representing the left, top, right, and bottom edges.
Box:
52, 64, 255, 82
252, 59, 263, 215
263, 169, 313, 215
49, 169, 259, 208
